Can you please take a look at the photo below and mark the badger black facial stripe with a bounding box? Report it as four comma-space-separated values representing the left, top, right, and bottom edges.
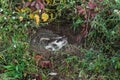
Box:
56, 38, 63, 42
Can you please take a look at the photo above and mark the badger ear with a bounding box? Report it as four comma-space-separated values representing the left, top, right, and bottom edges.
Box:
54, 36, 66, 39
53, 36, 62, 39
63, 35, 65, 37
62, 35, 67, 40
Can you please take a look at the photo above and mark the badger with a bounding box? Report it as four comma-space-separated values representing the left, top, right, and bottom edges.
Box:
30, 29, 68, 52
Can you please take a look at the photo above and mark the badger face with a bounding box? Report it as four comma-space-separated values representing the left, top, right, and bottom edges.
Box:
45, 36, 68, 51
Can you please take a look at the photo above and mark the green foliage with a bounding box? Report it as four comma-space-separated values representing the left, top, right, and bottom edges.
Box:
87, 1, 120, 52
0, 0, 36, 79
0, 0, 120, 80
3, 63, 25, 79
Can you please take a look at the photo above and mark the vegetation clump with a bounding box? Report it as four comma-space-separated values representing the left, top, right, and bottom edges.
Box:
0, 0, 120, 80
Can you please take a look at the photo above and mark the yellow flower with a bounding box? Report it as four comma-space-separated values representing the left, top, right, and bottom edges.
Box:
34, 14, 40, 25
41, 13, 49, 22
45, 0, 51, 4
28, 0, 32, 2
19, 16, 23, 21
29, 13, 34, 19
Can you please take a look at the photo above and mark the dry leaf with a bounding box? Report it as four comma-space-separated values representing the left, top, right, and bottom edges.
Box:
39, 60, 51, 68
34, 54, 43, 65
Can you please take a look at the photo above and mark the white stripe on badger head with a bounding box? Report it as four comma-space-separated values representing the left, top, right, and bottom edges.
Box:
40, 37, 50, 41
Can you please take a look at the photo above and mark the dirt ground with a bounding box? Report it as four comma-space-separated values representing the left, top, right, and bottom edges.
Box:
27, 21, 86, 80
36, 21, 84, 44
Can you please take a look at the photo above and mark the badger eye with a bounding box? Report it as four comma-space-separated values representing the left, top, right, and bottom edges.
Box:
52, 44, 58, 49
52, 44, 57, 47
